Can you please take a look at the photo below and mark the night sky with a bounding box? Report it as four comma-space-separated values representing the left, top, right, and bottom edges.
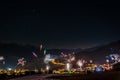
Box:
0, 1, 120, 49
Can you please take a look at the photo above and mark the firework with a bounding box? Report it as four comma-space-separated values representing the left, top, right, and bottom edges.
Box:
66, 63, 71, 71
44, 49, 47, 55
40, 44, 43, 51
32, 52, 38, 58
77, 60, 83, 67
17, 57, 26, 66
44, 54, 55, 64
110, 54, 120, 61
107, 54, 120, 63
60, 53, 75, 63
51, 60, 65, 66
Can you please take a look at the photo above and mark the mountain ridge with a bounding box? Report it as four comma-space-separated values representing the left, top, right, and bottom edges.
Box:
0, 40, 120, 66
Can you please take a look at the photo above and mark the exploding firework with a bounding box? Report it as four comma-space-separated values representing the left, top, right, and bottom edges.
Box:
77, 60, 83, 67
66, 63, 71, 71
110, 54, 120, 61
32, 52, 38, 58
17, 57, 26, 66
106, 54, 120, 63
77, 59, 86, 71
60, 53, 75, 63
44, 54, 55, 64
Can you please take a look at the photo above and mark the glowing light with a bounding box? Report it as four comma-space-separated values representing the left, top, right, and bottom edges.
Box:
44, 54, 55, 64
110, 54, 120, 62
44, 49, 47, 55
7, 67, 12, 71
66, 63, 70, 71
77, 60, 83, 67
32, 52, 38, 58
96, 67, 103, 72
17, 57, 26, 66
0, 56, 4, 61
61, 53, 76, 63
106, 59, 109, 63
51, 60, 65, 66
71, 56, 75, 61
3, 61, 5, 64
68, 71, 73, 74
40, 44, 43, 51
90, 60, 93, 63
46, 65, 50, 71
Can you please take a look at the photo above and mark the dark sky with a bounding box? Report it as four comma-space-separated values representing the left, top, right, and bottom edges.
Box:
0, 1, 120, 49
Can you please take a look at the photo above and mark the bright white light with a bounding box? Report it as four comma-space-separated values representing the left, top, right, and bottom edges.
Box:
77, 60, 83, 67
0, 56, 4, 61
111, 57, 114, 60
7, 67, 12, 71
110, 54, 120, 62
71, 56, 75, 61
106, 59, 109, 63
66, 63, 70, 71
44, 54, 55, 64
46, 65, 50, 71
90, 60, 93, 63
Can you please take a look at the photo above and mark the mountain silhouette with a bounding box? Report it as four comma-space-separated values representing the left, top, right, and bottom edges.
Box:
0, 40, 120, 68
